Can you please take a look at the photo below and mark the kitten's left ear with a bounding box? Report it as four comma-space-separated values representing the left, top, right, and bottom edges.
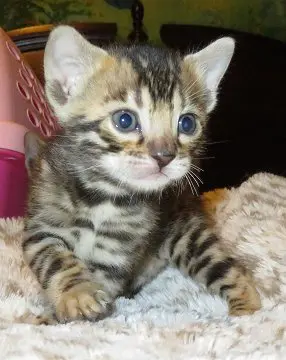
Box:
44, 25, 108, 120
185, 37, 235, 112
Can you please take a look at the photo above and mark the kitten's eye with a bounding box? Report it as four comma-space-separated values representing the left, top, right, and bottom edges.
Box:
178, 114, 196, 135
112, 110, 139, 132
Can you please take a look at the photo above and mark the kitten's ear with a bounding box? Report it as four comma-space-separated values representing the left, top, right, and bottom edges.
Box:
184, 37, 235, 112
44, 25, 108, 114
24, 132, 45, 176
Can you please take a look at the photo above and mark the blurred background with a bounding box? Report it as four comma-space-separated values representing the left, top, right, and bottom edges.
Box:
1, 0, 286, 43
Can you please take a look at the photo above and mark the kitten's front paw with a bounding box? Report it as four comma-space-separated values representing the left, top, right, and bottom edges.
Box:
55, 281, 112, 323
18, 313, 57, 325
228, 281, 261, 317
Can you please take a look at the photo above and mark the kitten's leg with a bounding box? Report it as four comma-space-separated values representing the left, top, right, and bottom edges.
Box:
23, 227, 113, 323
160, 212, 261, 316
127, 255, 167, 298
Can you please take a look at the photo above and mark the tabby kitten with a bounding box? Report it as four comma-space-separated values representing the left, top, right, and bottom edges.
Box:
23, 25, 261, 323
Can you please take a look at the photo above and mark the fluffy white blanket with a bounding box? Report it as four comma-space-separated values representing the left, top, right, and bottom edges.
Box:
0, 172, 286, 359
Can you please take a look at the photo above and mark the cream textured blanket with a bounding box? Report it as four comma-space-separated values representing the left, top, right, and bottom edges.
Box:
0, 172, 286, 359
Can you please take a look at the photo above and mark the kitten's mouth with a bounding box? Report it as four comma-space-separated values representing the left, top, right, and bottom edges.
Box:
137, 171, 168, 181
102, 156, 187, 192
129, 166, 168, 181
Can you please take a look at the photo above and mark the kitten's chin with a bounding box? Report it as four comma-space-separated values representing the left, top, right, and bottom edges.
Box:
128, 171, 172, 192
114, 168, 174, 192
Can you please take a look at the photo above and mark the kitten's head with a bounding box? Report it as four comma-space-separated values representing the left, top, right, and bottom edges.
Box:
44, 26, 234, 193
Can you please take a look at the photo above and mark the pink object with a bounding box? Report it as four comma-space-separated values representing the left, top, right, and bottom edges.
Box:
0, 27, 59, 218
0, 149, 28, 218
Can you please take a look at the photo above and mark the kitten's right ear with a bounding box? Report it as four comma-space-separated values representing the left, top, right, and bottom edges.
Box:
44, 25, 108, 117
184, 37, 235, 113
24, 132, 45, 176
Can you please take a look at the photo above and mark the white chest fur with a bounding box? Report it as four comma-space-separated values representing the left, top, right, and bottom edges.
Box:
73, 202, 123, 259
73, 201, 153, 264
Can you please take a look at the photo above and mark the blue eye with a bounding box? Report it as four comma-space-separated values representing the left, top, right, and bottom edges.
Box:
112, 110, 139, 132
178, 114, 196, 135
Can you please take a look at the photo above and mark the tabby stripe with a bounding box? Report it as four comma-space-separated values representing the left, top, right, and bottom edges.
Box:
29, 244, 55, 270
79, 140, 102, 156
63, 278, 88, 293
219, 284, 236, 297
96, 176, 150, 205
125, 221, 146, 229
33, 262, 45, 284
62, 262, 81, 272
191, 255, 212, 275
73, 178, 107, 206
108, 144, 123, 153
96, 229, 132, 242
112, 195, 140, 207
230, 306, 247, 312
88, 262, 128, 280
195, 235, 217, 258
42, 258, 63, 289
72, 121, 101, 133
229, 298, 245, 306
100, 173, 124, 187
33, 254, 62, 284
22, 232, 72, 251
169, 231, 183, 258
174, 254, 181, 268
206, 258, 235, 287
189, 226, 205, 249
39, 217, 64, 228
184, 225, 204, 263
58, 272, 84, 291
99, 134, 122, 153
74, 218, 95, 231
184, 242, 194, 264
71, 230, 80, 240
94, 243, 105, 250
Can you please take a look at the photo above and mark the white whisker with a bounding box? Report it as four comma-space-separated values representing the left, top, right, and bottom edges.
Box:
66, 163, 100, 175
184, 173, 196, 196
192, 156, 215, 160
190, 163, 203, 172
188, 169, 203, 185
187, 172, 199, 188
184, 88, 208, 100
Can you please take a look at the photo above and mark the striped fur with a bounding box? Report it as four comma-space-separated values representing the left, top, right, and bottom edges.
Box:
23, 26, 261, 323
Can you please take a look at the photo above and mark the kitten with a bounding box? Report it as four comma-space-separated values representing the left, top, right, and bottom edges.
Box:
23, 25, 261, 323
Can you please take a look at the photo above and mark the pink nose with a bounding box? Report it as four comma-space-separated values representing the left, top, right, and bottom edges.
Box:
151, 152, 175, 169
147, 137, 177, 169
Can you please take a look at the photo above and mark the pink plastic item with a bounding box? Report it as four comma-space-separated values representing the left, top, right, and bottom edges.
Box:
0, 149, 28, 218
0, 27, 59, 218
